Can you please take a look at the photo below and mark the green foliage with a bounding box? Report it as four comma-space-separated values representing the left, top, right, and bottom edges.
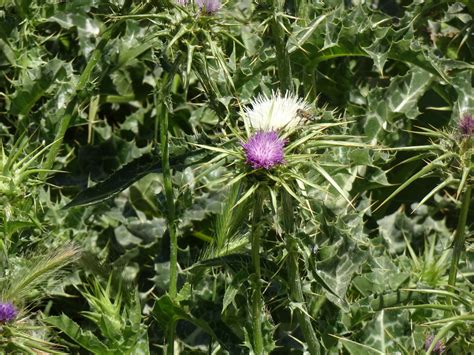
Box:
46, 278, 149, 354
0, 245, 79, 353
1, 0, 473, 353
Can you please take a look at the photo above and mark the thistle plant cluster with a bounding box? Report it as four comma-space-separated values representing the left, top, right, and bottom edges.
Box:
2, 0, 474, 354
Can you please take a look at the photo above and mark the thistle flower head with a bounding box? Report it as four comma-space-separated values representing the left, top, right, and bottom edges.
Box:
424, 335, 446, 354
243, 131, 286, 170
244, 91, 310, 131
0, 302, 17, 323
459, 112, 474, 136
196, 0, 221, 13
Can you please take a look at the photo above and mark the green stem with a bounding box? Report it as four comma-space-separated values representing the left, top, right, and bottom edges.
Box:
166, 319, 177, 355
448, 185, 472, 286
251, 189, 264, 355
287, 238, 321, 354
158, 90, 177, 299
295, 0, 311, 19
282, 191, 321, 354
270, 2, 293, 93
156, 79, 179, 355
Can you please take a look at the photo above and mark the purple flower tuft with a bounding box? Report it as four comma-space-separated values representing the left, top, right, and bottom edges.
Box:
196, 0, 221, 14
243, 131, 286, 170
424, 335, 446, 354
0, 302, 17, 323
459, 113, 474, 136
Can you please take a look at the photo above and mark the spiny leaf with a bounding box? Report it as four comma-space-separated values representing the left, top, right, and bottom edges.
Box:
386, 67, 433, 120
44, 314, 110, 354
65, 149, 207, 208
376, 152, 457, 211
152, 294, 235, 351
314, 164, 353, 207
334, 335, 384, 355
10, 59, 71, 116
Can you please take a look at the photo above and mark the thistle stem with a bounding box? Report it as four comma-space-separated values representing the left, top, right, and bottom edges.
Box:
159, 95, 178, 299
156, 71, 178, 355
270, 2, 293, 93
448, 185, 472, 287
286, 237, 321, 354
166, 320, 177, 355
160, 110, 178, 355
282, 191, 320, 354
251, 189, 264, 355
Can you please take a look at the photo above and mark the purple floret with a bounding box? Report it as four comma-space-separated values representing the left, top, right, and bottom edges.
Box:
243, 131, 286, 170
196, 0, 221, 13
0, 302, 17, 323
459, 113, 474, 136
424, 335, 446, 354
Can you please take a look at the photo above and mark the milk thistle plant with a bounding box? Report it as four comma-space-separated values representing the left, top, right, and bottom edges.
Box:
196, 91, 365, 353
378, 112, 474, 289
201, 90, 358, 205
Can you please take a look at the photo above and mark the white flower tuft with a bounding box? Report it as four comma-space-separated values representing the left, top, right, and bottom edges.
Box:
243, 91, 310, 131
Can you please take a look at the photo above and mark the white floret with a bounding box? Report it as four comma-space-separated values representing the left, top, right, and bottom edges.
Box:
243, 91, 309, 131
